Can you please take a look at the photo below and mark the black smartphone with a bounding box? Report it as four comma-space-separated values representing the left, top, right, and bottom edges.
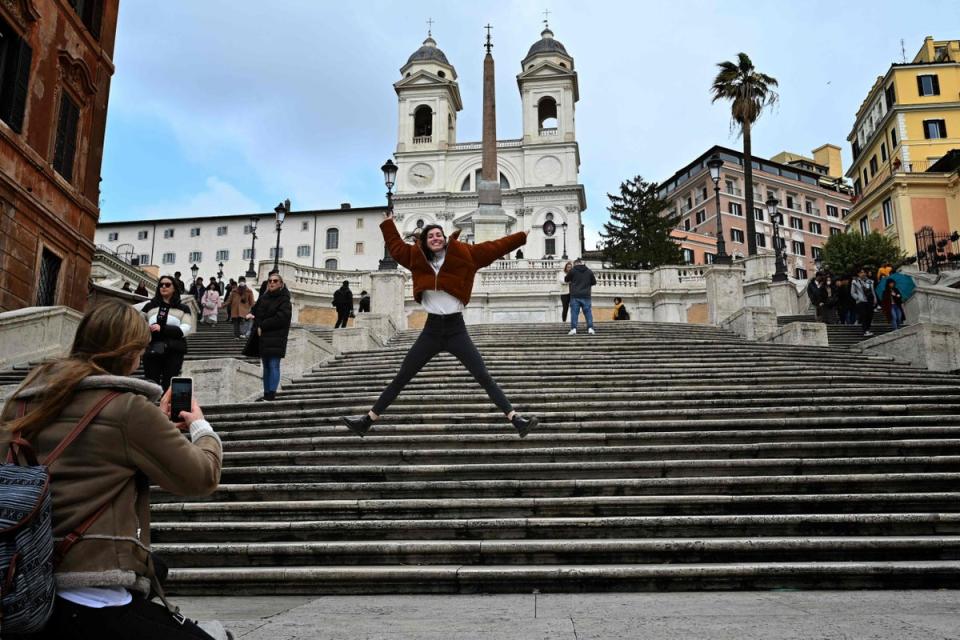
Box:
169, 377, 193, 422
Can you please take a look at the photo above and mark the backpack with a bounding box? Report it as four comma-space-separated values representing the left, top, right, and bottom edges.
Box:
0, 391, 120, 635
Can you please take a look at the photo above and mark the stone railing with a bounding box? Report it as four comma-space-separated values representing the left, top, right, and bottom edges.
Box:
90, 249, 155, 290
266, 260, 370, 295
450, 139, 523, 151
0, 306, 83, 369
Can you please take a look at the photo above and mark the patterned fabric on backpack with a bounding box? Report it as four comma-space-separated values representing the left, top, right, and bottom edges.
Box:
0, 460, 56, 634
0, 391, 120, 635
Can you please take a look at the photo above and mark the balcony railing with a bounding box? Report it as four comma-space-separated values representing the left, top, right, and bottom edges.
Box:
412, 136, 432, 144
694, 194, 706, 205
538, 127, 558, 136
725, 187, 743, 196
680, 203, 692, 214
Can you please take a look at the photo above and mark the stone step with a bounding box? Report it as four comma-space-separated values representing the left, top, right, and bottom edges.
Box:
216, 456, 960, 484
151, 493, 960, 522
219, 440, 960, 468
154, 536, 960, 569
164, 560, 960, 594
153, 513, 960, 544
207, 415, 960, 438
152, 473, 960, 503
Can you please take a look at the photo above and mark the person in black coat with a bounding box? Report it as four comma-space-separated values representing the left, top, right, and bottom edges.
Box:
332, 280, 353, 328
245, 273, 292, 401
358, 290, 371, 313
141, 275, 193, 391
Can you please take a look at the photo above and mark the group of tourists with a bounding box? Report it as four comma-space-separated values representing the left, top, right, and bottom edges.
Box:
332, 282, 370, 328
806, 263, 907, 336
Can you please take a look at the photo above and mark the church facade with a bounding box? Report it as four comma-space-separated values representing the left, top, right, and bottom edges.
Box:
390, 28, 587, 259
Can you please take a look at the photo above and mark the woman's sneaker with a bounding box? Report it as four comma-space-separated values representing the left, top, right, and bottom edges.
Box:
511, 414, 539, 438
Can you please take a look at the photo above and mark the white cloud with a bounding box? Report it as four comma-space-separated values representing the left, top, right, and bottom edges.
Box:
133, 177, 261, 220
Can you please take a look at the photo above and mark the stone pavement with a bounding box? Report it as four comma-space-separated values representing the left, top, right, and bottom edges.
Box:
178, 591, 960, 639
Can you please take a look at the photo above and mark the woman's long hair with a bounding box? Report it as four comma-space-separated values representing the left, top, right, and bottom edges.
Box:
419, 224, 446, 260
150, 275, 182, 306
2, 300, 151, 436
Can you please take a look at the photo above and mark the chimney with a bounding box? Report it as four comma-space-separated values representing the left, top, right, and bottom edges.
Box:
340, 202, 351, 209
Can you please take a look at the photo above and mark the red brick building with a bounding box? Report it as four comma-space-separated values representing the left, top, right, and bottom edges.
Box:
0, 0, 119, 312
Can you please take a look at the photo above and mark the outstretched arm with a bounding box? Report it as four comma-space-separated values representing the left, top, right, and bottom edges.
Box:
379, 214, 415, 270
468, 231, 528, 269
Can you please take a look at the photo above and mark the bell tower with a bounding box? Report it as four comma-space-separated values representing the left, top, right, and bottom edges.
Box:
394, 34, 462, 155
517, 26, 579, 144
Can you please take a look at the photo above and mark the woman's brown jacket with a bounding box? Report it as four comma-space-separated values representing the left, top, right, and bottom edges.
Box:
380, 219, 526, 305
0, 373, 222, 595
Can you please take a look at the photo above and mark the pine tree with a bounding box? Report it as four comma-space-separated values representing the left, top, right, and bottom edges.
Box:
601, 176, 683, 269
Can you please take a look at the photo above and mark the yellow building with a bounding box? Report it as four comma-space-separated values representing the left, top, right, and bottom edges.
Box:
845, 37, 960, 256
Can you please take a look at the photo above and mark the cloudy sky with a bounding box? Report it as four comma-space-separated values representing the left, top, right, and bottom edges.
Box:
100, 0, 957, 249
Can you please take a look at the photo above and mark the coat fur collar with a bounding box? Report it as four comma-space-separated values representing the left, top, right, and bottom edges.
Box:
16, 374, 162, 403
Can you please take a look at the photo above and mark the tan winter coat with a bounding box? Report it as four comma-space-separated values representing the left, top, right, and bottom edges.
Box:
225, 285, 255, 318
0, 374, 222, 595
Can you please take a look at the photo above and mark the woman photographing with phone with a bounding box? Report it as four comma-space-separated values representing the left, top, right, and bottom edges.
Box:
342, 211, 540, 438
141, 275, 193, 391
1, 300, 228, 639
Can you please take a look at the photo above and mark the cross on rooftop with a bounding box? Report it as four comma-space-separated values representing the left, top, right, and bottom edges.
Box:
426, 17, 434, 36
484, 24, 493, 52
543, 8, 551, 27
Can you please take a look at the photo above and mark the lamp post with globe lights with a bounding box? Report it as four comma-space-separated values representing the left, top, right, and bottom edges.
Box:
245, 217, 259, 279
379, 159, 399, 270
767, 197, 788, 282
273, 199, 289, 272
706, 154, 731, 265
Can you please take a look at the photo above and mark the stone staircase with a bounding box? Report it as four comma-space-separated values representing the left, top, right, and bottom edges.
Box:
151, 321, 960, 593
777, 314, 894, 347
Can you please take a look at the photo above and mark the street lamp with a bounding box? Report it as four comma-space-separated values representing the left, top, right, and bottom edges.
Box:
190, 263, 199, 283
273, 199, 289, 272
767, 197, 788, 282
561, 221, 569, 260
379, 158, 399, 270
706, 154, 731, 265
245, 216, 259, 279
217, 261, 224, 293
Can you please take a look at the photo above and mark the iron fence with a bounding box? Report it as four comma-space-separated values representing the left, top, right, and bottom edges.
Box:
915, 226, 960, 273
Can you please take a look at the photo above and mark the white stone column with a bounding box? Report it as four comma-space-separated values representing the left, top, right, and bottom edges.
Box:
705, 264, 746, 325
370, 271, 407, 330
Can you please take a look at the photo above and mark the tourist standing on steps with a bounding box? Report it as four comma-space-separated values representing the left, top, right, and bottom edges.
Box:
565, 258, 596, 335
172, 271, 186, 294
188, 277, 205, 300
200, 282, 221, 326
245, 273, 291, 401
807, 272, 828, 322
141, 275, 193, 392
225, 276, 255, 339
851, 267, 877, 337
0, 300, 229, 640
224, 279, 237, 321
358, 290, 371, 313
333, 280, 354, 328
881, 279, 907, 331
560, 261, 573, 323
341, 211, 539, 438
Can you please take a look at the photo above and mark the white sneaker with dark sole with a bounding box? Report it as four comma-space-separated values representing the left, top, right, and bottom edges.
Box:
588, 328, 596, 335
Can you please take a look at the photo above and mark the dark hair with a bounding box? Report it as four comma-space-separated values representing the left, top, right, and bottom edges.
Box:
614, 297, 622, 304
207, 282, 219, 290
238, 277, 246, 283
885, 279, 897, 289
360, 290, 368, 296
152, 275, 183, 306
419, 224, 446, 259
342, 280, 350, 287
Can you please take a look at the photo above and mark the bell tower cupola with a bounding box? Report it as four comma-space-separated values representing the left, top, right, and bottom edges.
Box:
395, 34, 463, 154
518, 26, 579, 144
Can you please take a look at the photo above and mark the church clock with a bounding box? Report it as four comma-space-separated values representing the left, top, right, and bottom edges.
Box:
408, 163, 435, 187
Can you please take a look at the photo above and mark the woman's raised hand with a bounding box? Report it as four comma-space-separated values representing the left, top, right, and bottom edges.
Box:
383, 209, 394, 220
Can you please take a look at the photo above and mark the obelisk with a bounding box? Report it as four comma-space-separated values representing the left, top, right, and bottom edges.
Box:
473, 24, 507, 243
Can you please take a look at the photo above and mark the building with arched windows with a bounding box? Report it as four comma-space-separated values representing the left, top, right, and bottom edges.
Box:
391, 28, 586, 258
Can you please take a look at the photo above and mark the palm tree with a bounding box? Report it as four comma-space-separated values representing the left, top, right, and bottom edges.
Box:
711, 53, 779, 257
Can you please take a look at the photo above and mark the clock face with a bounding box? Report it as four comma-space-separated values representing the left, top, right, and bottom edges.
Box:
409, 163, 435, 187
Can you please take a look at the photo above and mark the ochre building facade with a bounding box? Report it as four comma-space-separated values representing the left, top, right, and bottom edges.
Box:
0, 0, 119, 312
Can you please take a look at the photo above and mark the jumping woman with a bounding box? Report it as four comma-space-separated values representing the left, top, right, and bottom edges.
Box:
342, 211, 540, 438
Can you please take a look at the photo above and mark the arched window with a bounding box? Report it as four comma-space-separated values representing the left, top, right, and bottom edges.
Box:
413, 105, 433, 138
471, 169, 510, 190
325, 258, 338, 270
325, 228, 339, 250
537, 96, 558, 131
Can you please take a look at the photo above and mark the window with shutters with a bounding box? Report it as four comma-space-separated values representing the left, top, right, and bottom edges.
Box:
695, 210, 706, 225
882, 198, 894, 227
269, 247, 283, 259
826, 205, 838, 218
0, 18, 32, 134
355, 242, 364, 255
325, 258, 338, 269
730, 228, 744, 243
880, 143, 887, 162
164, 228, 174, 239
891, 128, 898, 148
162, 253, 176, 264
216, 226, 227, 236
830, 227, 842, 237
189, 251, 202, 263
917, 74, 940, 97
190, 227, 200, 237
52, 94, 80, 181
884, 83, 896, 109
138, 230, 148, 240
301, 221, 309, 231
789, 216, 803, 230
138, 254, 149, 265
108, 232, 118, 241
795, 268, 808, 280
683, 218, 691, 231
869, 155, 878, 176
243, 248, 255, 260
325, 228, 339, 250
681, 249, 694, 264
296, 245, 310, 257
809, 221, 822, 235
544, 238, 556, 256
216, 250, 229, 261
923, 119, 947, 139
753, 208, 764, 221
36, 248, 62, 306
728, 202, 742, 216
812, 246, 823, 261
859, 218, 869, 236
68, 0, 104, 40
792, 241, 805, 256
755, 233, 766, 248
